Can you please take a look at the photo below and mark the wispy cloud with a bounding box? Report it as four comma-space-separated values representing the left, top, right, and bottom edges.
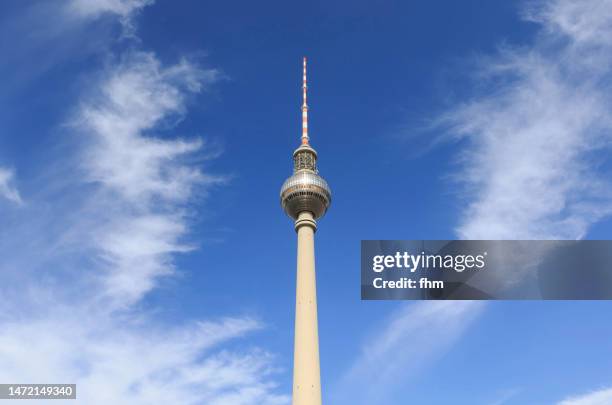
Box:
75, 51, 222, 308
337, 2, 612, 404
66, 0, 153, 33
558, 387, 612, 405
67, 0, 153, 19
333, 301, 484, 404
0, 53, 287, 405
0, 167, 21, 204
439, 0, 612, 239
0, 3, 288, 404
418, 1, 612, 403
0, 314, 288, 405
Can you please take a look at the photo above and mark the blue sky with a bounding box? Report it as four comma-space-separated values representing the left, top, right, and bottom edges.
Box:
1, 1, 612, 404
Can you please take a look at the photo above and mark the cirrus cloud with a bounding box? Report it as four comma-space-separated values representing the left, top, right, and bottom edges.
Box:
440, 0, 612, 240
0, 2, 289, 404
0, 167, 21, 204
558, 387, 612, 405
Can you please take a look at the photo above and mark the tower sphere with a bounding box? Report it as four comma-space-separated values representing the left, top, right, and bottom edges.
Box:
280, 157, 331, 220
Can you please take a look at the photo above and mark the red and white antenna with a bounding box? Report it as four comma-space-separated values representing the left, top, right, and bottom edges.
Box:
301, 57, 309, 145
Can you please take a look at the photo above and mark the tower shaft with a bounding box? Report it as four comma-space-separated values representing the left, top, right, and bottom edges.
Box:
292, 211, 322, 405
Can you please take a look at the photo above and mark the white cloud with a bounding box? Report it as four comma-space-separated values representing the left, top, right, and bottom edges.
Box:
62, 0, 155, 38
336, 3, 612, 404
0, 315, 288, 405
72, 51, 222, 309
0, 167, 21, 204
0, 19, 287, 405
332, 301, 484, 404
80, 52, 219, 206
524, 0, 612, 47
558, 387, 612, 405
66, 0, 153, 22
439, 0, 612, 239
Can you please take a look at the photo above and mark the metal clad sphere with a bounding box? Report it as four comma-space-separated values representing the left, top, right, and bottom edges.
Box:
280, 171, 332, 219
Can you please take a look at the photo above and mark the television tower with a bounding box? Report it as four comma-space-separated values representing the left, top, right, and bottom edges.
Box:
280, 57, 331, 405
